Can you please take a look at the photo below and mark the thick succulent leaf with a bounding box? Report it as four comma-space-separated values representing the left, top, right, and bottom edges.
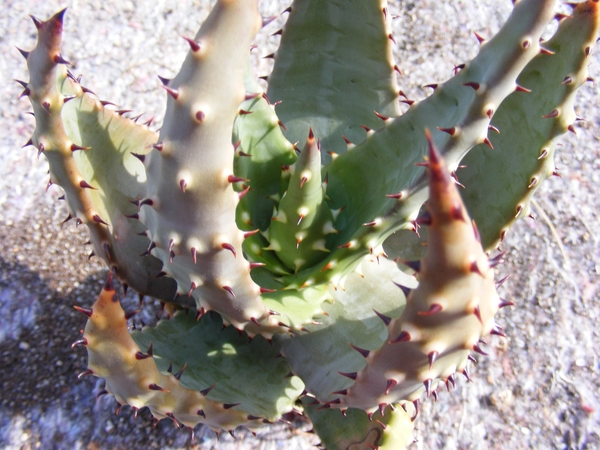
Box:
24, 10, 175, 301
325, 0, 555, 249
234, 67, 297, 233
139, 0, 280, 334
277, 256, 413, 402
132, 310, 304, 421
460, 0, 600, 249
267, 132, 335, 272
303, 398, 414, 450
340, 134, 501, 412
82, 276, 263, 432
267, 0, 401, 157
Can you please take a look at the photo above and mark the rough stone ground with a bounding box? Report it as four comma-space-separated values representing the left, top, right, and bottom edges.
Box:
1, 0, 599, 449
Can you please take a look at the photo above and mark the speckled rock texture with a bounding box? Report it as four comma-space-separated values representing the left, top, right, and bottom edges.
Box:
1, 1, 599, 448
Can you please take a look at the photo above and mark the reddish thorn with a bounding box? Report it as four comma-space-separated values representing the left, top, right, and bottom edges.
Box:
388, 33, 396, 44
71, 338, 87, 348
473, 304, 483, 324
424, 379, 433, 397
515, 84, 531, 93
499, 299, 515, 309
188, 282, 197, 297
91, 214, 107, 225
452, 204, 466, 221
30, 15, 43, 29
197, 410, 206, 418
394, 65, 402, 75
418, 303, 442, 316
552, 170, 562, 178
161, 85, 179, 99
194, 110, 206, 122
496, 274, 511, 288
16, 47, 30, 59
337, 242, 353, 249
349, 344, 370, 358
542, 109, 559, 119
338, 371, 357, 380
463, 81, 480, 90
331, 389, 348, 396
424, 83, 438, 90
468, 354, 478, 364
73, 305, 93, 318
437, 126, 456, 136
392, 282, 412, 298
181, 36, 200, 52
277, 120, 286, 131
70, 144, 90, 152
150, 142, 163, 152
342, 135, 352, 145
78, 369, 94, 379
483, 137, 494, 150
363, 220, 378, 227
491, 324, 507, 337
385, 379, 397, 395
42, 102, 51, 114
488, 124, 500, 134
463, 368, 472, 382
239, 109, 253, 115
228, 174, 248, 183
243, 229, 259, 239
486, 108, 494, 119
300, 177, 308, 189
221, 242, 237, 258
385, 191, 403, 199
263, 53, 275, 59
223, 403, 240, 410
373, 309, 391, 326
135, 351, 152, 360
428, 351, 438, 369
222, 286, 236, 298
238, 185, 250, 199
53, 54, 71, 65
447, 374, 456, 390
473, 344, 488, 356
259, 287, 276, 295
568, 124, 576, 134
473, 31, 485, 44
374, 110, 389, 121
174, 363, 187, 380
400, 99, 415, 106
190, 247, 197, 264
148, 383, 168, 392
250, 317, 261, 327
470, 260, 484, 276
238, 151, 251, 157
79, 180, 96, 190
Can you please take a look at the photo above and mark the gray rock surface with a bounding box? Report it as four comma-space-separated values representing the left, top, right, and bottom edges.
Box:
1, 1, 599, 448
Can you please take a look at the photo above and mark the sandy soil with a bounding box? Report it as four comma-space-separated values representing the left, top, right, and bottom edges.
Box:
1, 1, 599, 449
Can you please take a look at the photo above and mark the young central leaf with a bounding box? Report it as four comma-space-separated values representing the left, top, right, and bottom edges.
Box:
267, 130, 335, 271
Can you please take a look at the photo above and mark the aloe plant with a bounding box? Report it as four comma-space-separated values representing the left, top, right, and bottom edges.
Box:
16, 0, 599, 448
